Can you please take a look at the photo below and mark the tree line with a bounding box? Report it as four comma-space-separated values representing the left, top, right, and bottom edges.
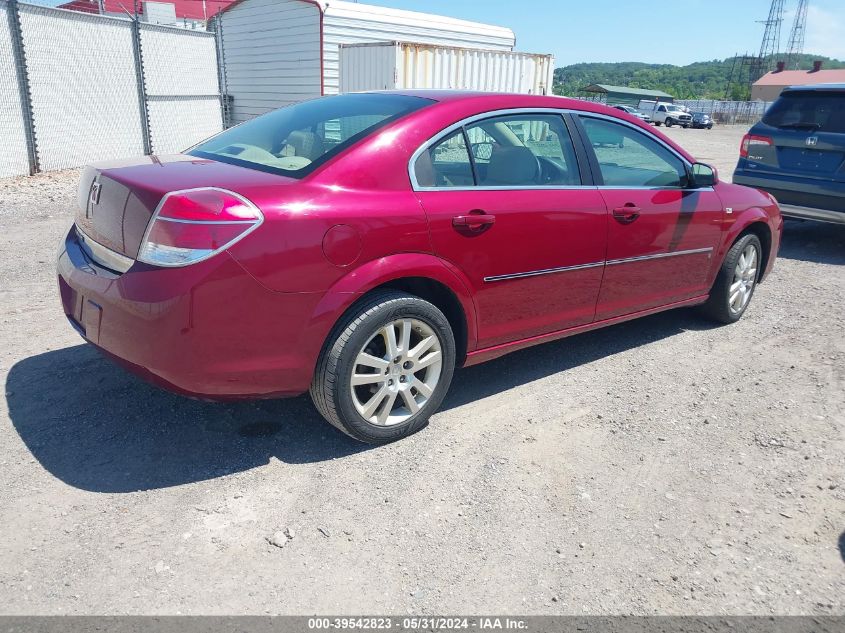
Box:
554, 54, 845, 100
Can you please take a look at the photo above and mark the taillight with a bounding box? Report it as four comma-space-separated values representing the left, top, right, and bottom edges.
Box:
740, 134, 773, 158
138, 188, 263, 267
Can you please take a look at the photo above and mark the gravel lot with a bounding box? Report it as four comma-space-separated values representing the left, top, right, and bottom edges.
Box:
0, 125, 843, 615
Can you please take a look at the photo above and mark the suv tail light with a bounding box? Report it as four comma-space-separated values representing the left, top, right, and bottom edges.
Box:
138, 188, 263, 267
740, 134, 773, 158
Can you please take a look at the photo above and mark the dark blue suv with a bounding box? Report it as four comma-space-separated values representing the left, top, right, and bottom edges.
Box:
733, 84, 845, 224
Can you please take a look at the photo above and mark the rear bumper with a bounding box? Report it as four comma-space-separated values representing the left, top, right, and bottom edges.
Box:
733, 169, 845, 224
777, 204, 845, 224
57, 225, 322, 399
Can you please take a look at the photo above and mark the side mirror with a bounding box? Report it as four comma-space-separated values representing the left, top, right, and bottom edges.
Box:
690, 162, 717, 188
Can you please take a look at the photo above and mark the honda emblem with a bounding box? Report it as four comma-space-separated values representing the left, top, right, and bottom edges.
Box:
806, 136, 818, 146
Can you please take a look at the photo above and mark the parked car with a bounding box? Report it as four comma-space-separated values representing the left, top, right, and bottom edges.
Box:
733, 84, 845, 224
639, 100, 693, 127
58, 92, 782, 444
612, 104, 652, 124
691, 112, 714, 129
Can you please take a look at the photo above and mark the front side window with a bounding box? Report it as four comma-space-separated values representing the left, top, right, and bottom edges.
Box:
190, 93, 433, 178
580, 117, 687, 187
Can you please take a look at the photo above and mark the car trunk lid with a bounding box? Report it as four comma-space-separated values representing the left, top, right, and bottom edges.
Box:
772, 131, 845, 178
75, 155, 297, 259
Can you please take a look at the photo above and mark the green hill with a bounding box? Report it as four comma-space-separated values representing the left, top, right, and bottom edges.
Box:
553, 54, 845, 100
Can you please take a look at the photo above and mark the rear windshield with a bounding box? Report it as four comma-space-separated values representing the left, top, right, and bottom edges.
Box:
189, 94, 433, 177
762, 91, 845, 133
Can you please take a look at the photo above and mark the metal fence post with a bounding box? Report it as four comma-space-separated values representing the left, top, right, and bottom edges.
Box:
130, 16, 152, 155
6, 0, 38, 174
213, 17, 229, 128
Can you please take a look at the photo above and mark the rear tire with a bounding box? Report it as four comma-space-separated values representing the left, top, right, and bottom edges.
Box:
701, 233, 762, 324
310, 290, 456, 444
655, 121, 662, 126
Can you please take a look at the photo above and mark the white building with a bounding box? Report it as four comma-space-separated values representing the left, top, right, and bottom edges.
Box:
214, 0, 516, 124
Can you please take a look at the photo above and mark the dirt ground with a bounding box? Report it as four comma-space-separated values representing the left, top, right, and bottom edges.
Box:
0, 125, 843, 615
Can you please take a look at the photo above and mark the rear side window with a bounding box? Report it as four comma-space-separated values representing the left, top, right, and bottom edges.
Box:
580, 117, 686, 187
190, 93, 433, 178
414, 112, 581, 188
762, 91, 845, 133
465, 114, 580, 186
414, 130, 475, 188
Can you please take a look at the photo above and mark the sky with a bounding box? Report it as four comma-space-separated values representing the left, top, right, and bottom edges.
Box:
379, 0, 845, 67
28, 0, 845, 67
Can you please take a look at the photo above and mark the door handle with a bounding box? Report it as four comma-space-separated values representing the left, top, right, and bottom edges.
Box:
612, 204, 641, 224
452, 212, 496, 229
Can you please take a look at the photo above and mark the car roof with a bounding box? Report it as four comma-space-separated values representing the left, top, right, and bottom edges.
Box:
367, 89, 565, 102
346, 90, 697, 165
783, 83, 845, 93
360, 89, 647, 116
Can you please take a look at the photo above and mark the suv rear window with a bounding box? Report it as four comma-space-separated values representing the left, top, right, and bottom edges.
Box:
762, 91, 845, 134
189, 94, 433, 178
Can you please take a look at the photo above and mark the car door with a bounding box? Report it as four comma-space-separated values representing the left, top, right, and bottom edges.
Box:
412, 111, 608, 349
575, 114, 724, 321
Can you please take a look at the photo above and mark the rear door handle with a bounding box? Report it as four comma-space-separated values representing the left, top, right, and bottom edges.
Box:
452, 213, 496, 229
612, 205, 641, 224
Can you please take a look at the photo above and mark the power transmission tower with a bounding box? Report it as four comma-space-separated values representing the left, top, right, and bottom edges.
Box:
785, 0, 809, 69
724, 53, 758, 101
750, 0, 785, 82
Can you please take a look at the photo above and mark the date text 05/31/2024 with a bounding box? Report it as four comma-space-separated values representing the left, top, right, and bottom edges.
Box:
307, 617, 529, 630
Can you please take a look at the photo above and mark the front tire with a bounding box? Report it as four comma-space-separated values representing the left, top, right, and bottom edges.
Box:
310, 290, 456, 444
701, 233, 762, 324
665, 118, 674, 127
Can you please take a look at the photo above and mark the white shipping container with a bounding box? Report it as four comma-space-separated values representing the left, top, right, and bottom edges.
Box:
340, 41, 555, 95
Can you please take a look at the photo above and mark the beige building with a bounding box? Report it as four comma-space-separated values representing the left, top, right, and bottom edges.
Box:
752, 63, 845, 101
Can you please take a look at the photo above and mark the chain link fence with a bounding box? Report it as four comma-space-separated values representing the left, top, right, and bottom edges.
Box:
568, 94, 773, 126
0, 1, 32, 177
139, 23, 222, 154
674, 100, 774, 125
0, 0, 223, 178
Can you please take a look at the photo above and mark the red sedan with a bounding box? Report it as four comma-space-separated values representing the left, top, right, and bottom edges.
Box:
58, 92, 782, 443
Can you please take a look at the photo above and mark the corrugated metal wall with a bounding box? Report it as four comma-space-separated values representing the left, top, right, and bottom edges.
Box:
340, 42, 554, 95
322, 1, 515, 96
218, 0, 321, 125
139, 24, 222, 153
0, 2, 223, 177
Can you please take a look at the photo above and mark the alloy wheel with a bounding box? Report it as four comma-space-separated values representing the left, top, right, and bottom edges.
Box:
729, 243, 758, 314
350, 319, 443, 426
